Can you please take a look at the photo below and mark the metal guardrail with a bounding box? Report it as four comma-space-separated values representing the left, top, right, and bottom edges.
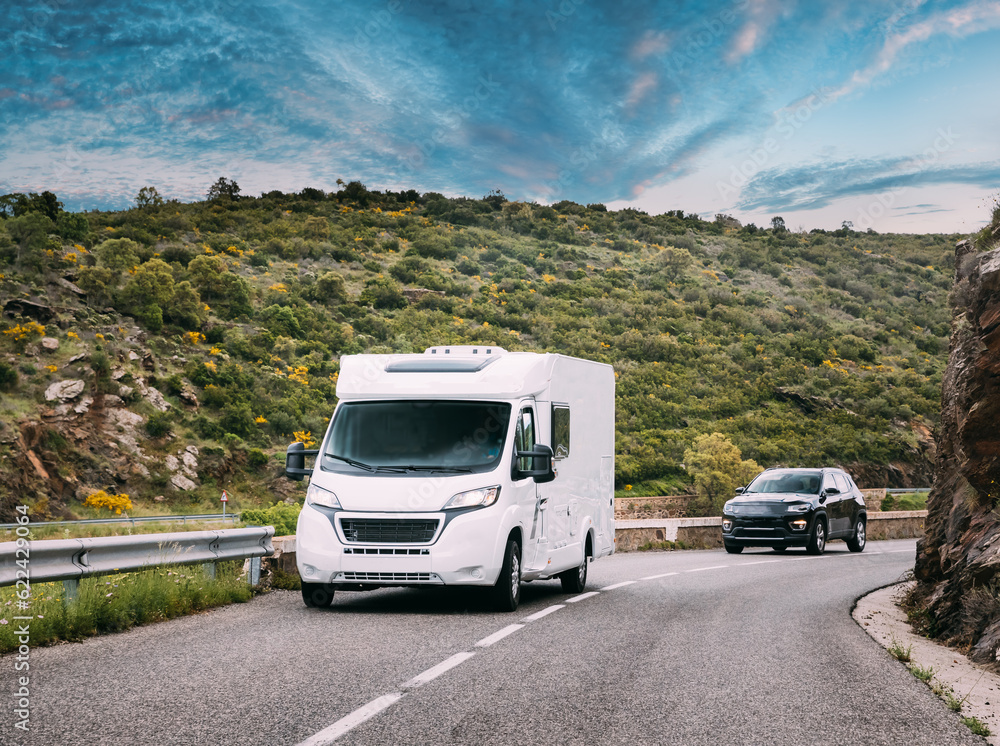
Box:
0, 512, 240, 531
0, 527, 274, 594
885, 488, 931, 494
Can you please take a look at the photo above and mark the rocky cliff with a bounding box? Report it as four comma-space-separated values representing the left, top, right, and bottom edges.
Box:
913, 233, 1000, 667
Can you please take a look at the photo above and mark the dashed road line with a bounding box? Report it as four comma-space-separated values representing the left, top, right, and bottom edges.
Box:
298, 544, 912, 743
522, 604, 565, 621
297, 693, 404, 746
404, 652, 476, 689
475, 624, 524, 648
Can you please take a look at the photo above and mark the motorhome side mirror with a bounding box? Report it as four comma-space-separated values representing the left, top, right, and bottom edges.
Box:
285, 441, 319, 481
515, 444, 556, 484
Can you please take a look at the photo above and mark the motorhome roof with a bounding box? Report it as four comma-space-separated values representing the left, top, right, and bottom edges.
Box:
336, 348, 599, 400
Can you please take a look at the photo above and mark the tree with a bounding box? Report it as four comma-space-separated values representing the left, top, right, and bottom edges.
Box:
207, 177, 240, 201
314, 271, 347, 304
683, 433, 761, 515
95, 238, 140, 273
56, 212, 89, 241
135, 186, 164, 209
483, 189, 507, 210
118, 258, 175, 331
770, 216, 786, 232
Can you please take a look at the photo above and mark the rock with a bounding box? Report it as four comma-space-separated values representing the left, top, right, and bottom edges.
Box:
185, 445, 199, 456
118, 385, 134, 399
135, 378, 169, 412
128, 350, 140, 361
181, 450, 198, 474
170, 474, 197, 491
57, 277, 86, 296
401, 288, 445, 303
913, 241, 1000, 664
103, 394, 124, 407
165, 454, 180, 472
68, 353, 87, 363
153, 495, 166, 502
40, 337, 59, 351
141, 352, 155, 371
179, 383, 199, 407
73, 397, 92, 415
44, 379, 85, 402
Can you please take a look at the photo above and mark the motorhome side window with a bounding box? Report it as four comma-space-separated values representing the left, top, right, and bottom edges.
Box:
552, 405, 570, 459
514, 408, 535, 472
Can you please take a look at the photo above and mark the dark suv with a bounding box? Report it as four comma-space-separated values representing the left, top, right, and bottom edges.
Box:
721, 467, 866, 555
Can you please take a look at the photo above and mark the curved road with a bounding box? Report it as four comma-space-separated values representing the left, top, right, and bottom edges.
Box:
2, 539, 986, 745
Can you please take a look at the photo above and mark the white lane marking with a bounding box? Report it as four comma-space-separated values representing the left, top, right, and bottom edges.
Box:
686, 565, 729, 572
601, 580, 638, 590
475, 624, 524, 648
403, 652, 476, 689
522, 604, 565, 621
297, 692, 404, 746
565, 591, 600, 603
887, 549, 914, 553
640, 572, 679, 580
739, 560, 782, 566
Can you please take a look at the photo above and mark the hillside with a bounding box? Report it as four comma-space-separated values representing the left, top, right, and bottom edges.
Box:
0, 183, 958, 522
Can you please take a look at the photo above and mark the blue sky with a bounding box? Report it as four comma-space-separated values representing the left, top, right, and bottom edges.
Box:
2, 0, 998, 232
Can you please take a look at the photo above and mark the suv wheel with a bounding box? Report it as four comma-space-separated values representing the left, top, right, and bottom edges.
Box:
806, 518, 826, 555
724, 543, 744, 554
846, 517, 866, 553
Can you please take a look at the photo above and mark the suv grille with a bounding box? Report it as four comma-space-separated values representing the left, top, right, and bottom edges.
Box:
340, 518, 439, 543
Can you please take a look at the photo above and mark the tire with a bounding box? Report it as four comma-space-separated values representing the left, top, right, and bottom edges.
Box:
560, 548, 589, 593
846, 517, 867, 553
806, 518, 827, 555
301, 581, 335, 608
490, 538, 522, 612
724, 543, 744, 554
773, 547, 787, 553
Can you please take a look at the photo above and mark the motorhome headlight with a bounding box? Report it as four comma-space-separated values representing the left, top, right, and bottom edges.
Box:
443, 486, 501, 510
306, 483, 342, 510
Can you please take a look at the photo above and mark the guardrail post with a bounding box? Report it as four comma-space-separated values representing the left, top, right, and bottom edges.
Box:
63, 578, 79, 607
248, 556, 261, 585
202, 562, 216, 580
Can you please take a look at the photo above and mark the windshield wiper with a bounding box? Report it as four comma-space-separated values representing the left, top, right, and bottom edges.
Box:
326, 454, 377, 472
399, 465, 473, 473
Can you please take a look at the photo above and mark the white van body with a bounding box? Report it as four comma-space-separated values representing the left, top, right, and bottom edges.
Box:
294, 346, 615, 601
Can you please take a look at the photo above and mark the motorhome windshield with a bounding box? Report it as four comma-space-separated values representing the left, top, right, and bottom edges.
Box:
323, 401, 512, 473
745, 470, 822, 494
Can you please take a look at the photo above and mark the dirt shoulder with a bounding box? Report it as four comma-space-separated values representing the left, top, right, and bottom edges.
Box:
855, 582, 999, 744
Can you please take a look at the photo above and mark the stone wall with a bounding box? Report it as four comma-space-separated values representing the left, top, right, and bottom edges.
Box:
913, 238, 1000, 666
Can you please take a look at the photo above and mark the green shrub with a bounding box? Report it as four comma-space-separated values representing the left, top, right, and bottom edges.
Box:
241, 501, 302, 536
0, 361, 17, 391
145, 411, 171, 438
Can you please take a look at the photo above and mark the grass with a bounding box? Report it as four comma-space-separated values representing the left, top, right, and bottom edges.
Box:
0, 561, 255, 652
908, 664, 935, 682
887, 636, 912, 662
961, 716, 991, 737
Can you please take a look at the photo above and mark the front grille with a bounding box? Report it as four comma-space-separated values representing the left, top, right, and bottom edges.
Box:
339, 518, 439, 543
739, 516, 785, 528
342, 572, 435, 582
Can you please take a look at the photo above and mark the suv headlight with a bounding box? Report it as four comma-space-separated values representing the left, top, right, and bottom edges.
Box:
723, 500, 734, 513
443, 486, 500, 510
306, 483, 342, 509
786, 503, 810, 513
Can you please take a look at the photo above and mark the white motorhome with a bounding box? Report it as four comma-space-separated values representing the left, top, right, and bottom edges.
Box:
285, 346, 615, 611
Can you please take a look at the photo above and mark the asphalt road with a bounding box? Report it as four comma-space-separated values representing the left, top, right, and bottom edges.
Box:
1, 539, 987, 746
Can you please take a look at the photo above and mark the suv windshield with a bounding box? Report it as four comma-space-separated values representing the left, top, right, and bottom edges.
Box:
322, 401, 511, 473
744, 470, 822, 495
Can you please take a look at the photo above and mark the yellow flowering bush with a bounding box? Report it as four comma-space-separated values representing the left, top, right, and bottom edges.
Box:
84, 491, 133, 515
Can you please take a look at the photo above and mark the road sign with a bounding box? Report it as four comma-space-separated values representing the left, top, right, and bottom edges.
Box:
221, 490, 228, 503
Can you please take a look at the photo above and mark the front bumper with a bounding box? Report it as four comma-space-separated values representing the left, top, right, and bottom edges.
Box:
295, 502, 506, 587
722, 513, 814, 548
